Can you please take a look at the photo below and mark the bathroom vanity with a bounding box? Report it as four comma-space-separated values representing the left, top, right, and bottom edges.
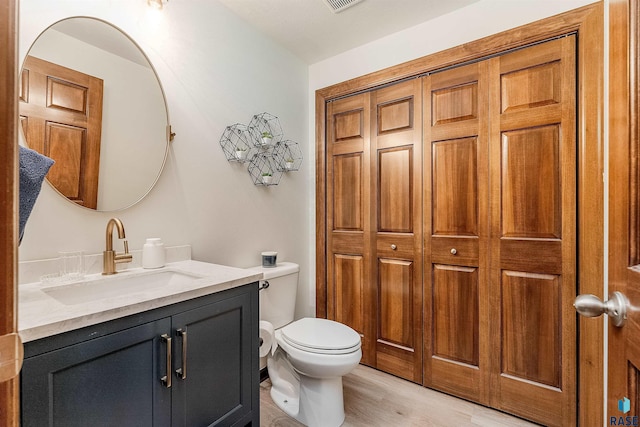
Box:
19, 260, 262, 427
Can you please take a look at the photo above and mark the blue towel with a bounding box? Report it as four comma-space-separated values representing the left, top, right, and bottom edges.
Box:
19, 146, 54, 244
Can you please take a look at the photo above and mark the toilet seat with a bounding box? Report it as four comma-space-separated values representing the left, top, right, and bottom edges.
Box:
280, 318, 361, 355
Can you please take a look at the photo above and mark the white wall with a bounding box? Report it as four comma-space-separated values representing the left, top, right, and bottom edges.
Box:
18, 0, 313, 317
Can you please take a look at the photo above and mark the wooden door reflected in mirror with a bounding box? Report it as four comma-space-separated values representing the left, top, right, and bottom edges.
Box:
19, 17, 169, 211
20, 56, 104, 209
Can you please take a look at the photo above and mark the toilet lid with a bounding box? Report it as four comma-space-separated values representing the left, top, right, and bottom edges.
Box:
280, 318, 361, 354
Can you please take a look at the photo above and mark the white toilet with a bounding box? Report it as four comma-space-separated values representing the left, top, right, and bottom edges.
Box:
251, 262, 362, 427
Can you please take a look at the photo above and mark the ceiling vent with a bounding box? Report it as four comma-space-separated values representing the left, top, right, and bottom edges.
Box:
322, 0, 364, 13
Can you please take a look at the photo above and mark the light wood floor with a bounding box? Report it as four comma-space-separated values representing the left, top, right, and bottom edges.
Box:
260, 365, 539, 426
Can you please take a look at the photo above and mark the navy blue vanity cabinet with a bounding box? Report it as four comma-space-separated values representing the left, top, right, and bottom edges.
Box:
21, 283, 259, 427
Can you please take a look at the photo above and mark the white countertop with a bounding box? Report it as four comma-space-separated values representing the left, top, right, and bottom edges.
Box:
19, 260, 263, 343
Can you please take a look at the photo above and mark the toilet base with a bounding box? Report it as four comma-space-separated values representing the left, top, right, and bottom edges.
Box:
270, 375, 345, 427
270, 386, 300, 419
299, 376, 345, 427
268, 349, 346, 427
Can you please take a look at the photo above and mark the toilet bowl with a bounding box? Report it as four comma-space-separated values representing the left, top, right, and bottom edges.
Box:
267, 318, 361, 427
251, 262, 362, 427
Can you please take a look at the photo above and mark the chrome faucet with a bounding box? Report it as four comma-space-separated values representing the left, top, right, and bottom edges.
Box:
102, 217, 133, 275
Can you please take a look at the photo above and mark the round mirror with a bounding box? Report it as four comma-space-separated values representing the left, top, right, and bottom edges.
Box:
19, 17, 170, 211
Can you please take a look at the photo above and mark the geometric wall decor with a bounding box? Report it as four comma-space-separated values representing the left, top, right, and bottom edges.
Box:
219, 112, 302, 186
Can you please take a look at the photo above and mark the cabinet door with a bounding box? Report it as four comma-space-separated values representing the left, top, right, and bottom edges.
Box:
171, 293, 254, 427
21, 318, 172, 427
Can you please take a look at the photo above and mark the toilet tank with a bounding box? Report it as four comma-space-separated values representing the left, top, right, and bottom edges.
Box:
249, 262, 299, 329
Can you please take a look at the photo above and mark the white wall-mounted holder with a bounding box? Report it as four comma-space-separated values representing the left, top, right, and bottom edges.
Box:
219, 124, 255, 164
219, 112, 302, 186
248, 112, 283, 148
273, 140, 303, 172
247, 153, 283, 186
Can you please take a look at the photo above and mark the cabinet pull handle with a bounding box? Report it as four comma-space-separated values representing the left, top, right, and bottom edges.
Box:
161, 334, 172, 388
450, 248, 457, 255
176, 328, 187, 380
390, 244, 397, 250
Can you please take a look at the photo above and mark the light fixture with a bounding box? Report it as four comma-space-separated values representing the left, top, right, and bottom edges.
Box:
147, 0, 166, 10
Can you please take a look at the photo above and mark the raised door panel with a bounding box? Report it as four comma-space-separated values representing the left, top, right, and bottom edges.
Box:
429, 264, 481, 400
333, 153, 363, 231
501, 125, 561, 239
45, 123, 86, 201
377, 258, 419, 380
432, 137, 478, 237
21, 319, 172, 427
378, 258, 414, 348
500, 61, 561, 113
47, 77, 88, 113
423, 61, 489, 404
501, 271, 561, 388
334, 254, 365, 340
489, 36, 576, 427
432, 265, 479, 366
378, 147, 412, 233
372, 79, 422, 383
378, 97, 413, 134
431, 82, 478, 126
326, 93, 375, 366
334, 109, 364, 142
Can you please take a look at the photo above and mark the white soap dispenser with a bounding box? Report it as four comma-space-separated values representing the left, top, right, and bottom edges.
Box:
142, 238, 165, 269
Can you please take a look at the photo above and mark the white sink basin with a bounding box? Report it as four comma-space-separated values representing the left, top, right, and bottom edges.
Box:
43, 269, 203, 306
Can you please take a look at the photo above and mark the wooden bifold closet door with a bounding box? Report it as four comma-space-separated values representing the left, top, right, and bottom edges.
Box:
424, 36, 576, 426
326, 35, 576, 426
327, 79, 423, 383
423, 59, 490, 402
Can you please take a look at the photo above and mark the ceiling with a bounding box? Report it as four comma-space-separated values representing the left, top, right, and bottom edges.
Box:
216, 0, 481, 64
